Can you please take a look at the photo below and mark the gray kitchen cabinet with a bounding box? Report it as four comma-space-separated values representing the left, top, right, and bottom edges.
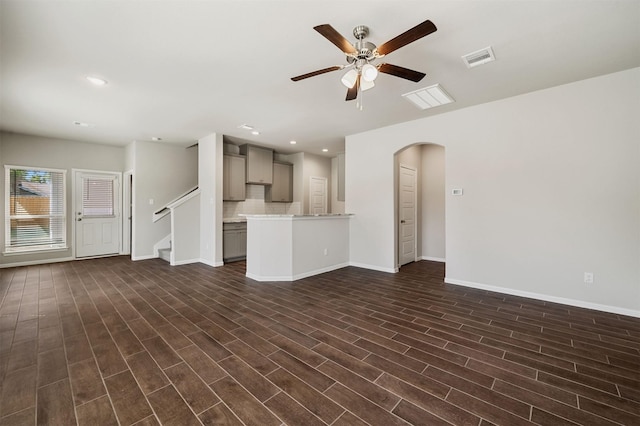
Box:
223, 222, 247, 262
267, 161, 293, 202
240, 144, 273, 184
223, 154, 246, 201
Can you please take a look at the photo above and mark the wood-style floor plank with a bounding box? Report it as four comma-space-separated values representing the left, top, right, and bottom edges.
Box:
0, 257, 638, 425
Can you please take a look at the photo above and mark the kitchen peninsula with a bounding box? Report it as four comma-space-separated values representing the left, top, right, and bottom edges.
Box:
243, 214, 352, 282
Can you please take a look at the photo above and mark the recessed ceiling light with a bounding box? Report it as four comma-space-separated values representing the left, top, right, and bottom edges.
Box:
86, 76, 108, 86
251, 131, 260, 135
290, 140, 297, 145
152, 137, 162, 141
73, 121, 93, 127
238, 124, 254, 130
322, 148, 329, 152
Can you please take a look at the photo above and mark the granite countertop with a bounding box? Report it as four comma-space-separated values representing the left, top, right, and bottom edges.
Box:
222, 217, 247, 223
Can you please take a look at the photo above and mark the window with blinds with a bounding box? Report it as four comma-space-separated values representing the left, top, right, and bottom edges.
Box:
5, 166, 67, 252
82, 178, 114, 217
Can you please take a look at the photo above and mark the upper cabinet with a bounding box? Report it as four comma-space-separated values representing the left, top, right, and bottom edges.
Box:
223, 154, 246, 201
267, 161, 293, 203
240, 144, 273, 185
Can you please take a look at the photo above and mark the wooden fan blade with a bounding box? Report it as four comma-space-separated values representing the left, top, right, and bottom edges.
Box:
346, 75, 360, 101
291, 66, 342, 81
376, 20, 437, 56
314, 24, 357, 55
378, 63, 426, 82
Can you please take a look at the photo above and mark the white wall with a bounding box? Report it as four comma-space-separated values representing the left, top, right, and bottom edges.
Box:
346, 68, 640, 316
198, 133, 223, 266
131, 140, 198, 260
171, 192, 201, 265
0, 132, 124, 266
421, 144, 446, 261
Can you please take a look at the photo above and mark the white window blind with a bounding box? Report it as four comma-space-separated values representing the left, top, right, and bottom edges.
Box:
83, 178, 114, 217
5, 166, 66, 252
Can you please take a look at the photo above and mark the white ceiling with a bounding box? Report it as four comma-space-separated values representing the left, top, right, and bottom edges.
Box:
1, 0, 639, 157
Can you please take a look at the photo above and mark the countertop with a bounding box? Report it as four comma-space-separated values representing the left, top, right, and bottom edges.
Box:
240, 213, 353, 220
223, 217, 247, 223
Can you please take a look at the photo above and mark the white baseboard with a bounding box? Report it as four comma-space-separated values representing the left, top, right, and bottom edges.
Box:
131, 254, 156, 261
445, 277, 640, 319
245, 271, 289, 282
0, 256, 74, 269
349, 261, 398, 273
246, 262, 350, 282
171, 258, 201, 266
292, 263, 350, 281
422, 256, 446, 262
199, 258, 224, 267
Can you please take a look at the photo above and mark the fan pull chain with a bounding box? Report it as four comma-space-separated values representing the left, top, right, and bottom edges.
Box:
356, 77, 363, 110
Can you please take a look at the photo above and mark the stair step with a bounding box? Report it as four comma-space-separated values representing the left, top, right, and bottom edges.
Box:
158, 248, 171, 262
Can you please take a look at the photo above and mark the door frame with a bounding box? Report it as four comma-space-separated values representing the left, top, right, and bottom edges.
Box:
122, 170, 133, 256
397, 163, 417, 268
71, 168, 123, 259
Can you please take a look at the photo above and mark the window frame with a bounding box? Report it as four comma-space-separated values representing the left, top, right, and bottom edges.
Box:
4, 165, 68, 254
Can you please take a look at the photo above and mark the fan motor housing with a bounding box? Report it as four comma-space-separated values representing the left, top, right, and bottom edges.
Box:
353, 25, 369, 39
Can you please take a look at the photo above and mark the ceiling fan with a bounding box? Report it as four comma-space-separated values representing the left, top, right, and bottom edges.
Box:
291, 19, 437, 105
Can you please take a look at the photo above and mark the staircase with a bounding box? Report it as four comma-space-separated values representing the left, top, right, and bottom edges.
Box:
158, 246, 171, 262
152, 187, 201, 266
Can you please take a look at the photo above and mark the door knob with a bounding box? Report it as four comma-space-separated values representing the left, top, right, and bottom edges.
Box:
400, 220, 406, 223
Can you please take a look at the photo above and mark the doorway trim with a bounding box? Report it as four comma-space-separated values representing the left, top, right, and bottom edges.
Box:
122, 170, 133, 256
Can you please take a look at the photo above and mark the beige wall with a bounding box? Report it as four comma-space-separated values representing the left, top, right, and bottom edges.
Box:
0, 132, 125, 266
129, 140, 198, 260
347, 68, 640, 316
421, 144, 445, 261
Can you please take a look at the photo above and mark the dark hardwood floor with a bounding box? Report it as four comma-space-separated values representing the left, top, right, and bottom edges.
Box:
0, 257, 638, 425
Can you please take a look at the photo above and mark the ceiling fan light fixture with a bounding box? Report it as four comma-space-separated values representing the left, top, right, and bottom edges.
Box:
341, 69, 358, 88
360, 78, 375, 91
361, 63, 378, 82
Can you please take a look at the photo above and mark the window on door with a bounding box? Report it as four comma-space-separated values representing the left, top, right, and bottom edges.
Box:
82, 178, 115, 217
4, 166, 67, 253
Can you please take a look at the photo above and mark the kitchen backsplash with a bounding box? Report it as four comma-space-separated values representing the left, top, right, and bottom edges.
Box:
223, 184, 301, 218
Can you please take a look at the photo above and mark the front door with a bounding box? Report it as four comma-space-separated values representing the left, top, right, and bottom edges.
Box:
399, 164, 416, 266
75, 171, 120, 258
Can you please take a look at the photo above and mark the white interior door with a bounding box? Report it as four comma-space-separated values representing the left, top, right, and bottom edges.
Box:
309, 176, 327, 214
75, 171, 120, 258
399, 165, 417, 266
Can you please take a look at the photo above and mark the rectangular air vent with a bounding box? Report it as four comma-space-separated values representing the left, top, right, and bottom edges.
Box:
462, 46, 495, 68
402, 84, 455, 110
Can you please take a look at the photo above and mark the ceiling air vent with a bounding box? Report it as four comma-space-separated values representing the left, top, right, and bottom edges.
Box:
402, 84, 454, 110
462, 46, 495, 68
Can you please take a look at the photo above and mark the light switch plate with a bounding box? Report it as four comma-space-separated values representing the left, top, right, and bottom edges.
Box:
452, 188, 463, 196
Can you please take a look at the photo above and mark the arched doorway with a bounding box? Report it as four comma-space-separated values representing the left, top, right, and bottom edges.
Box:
394, 143, 445, 268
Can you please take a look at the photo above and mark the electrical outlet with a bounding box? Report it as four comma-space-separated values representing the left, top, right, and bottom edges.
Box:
584, 272, 594, 284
